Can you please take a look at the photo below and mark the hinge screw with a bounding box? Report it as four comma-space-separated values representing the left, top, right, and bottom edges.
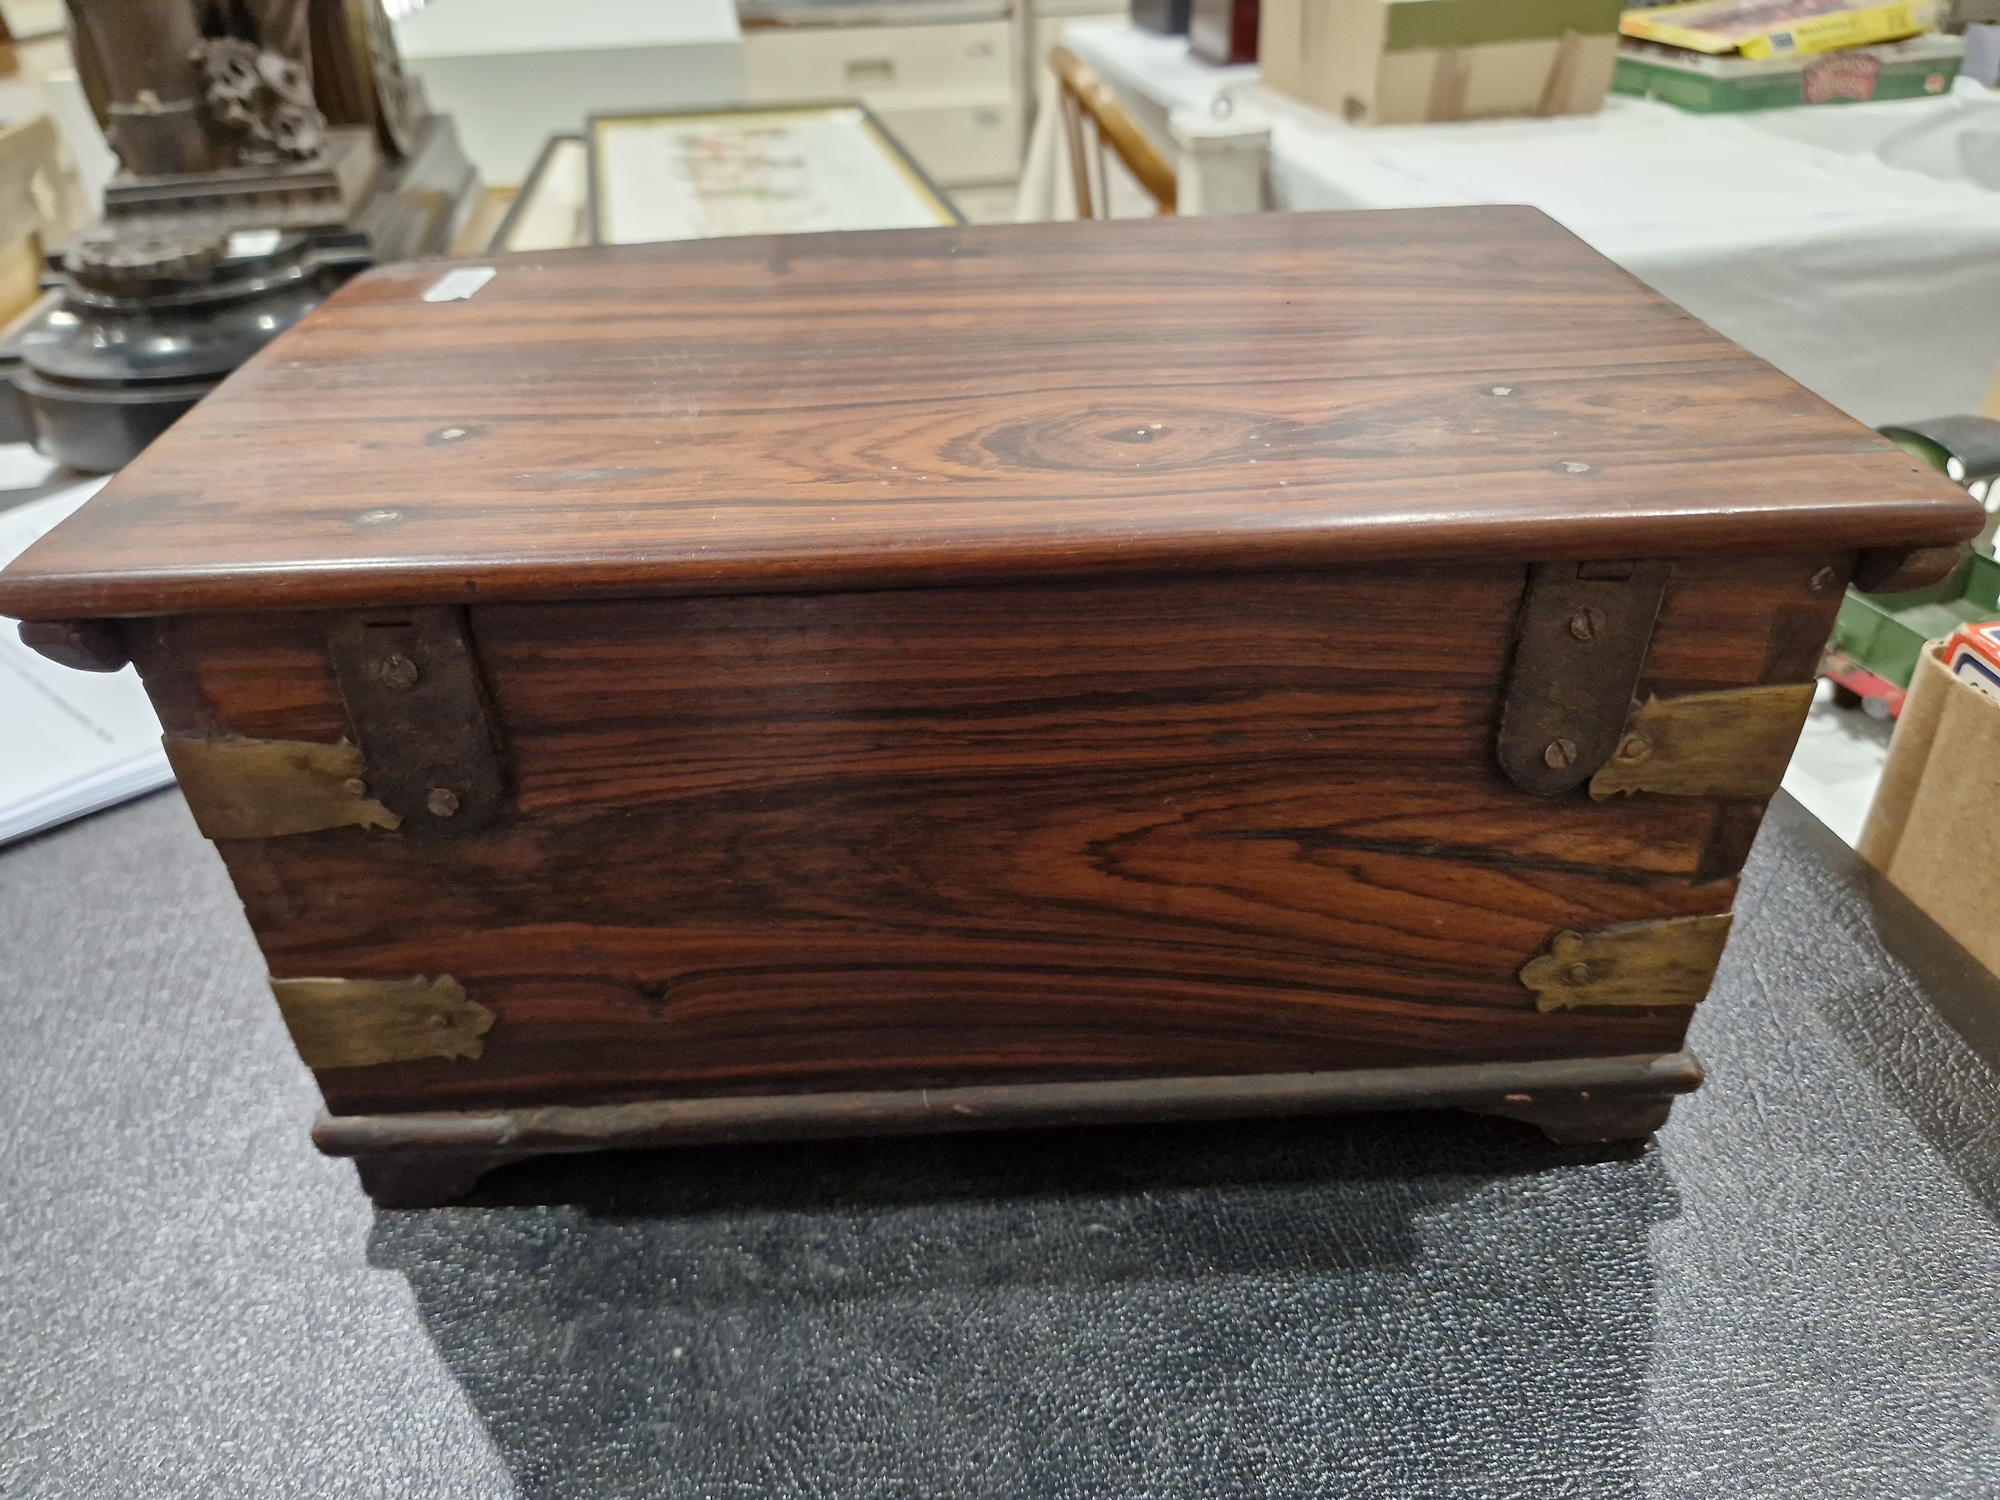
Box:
1615, 734, 1652, 763
1569, 606, 1604, 641
426, 787, 460, 818
378, 652, 420, 690
1544, 738, 1579, 769
1565, 963, 1592, 986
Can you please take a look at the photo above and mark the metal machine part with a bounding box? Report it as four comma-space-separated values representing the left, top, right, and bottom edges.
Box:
0, 228, 370, 473
6, 0, 476, 472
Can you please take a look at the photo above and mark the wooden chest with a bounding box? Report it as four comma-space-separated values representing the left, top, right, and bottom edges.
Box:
2, 209, 1978, 1206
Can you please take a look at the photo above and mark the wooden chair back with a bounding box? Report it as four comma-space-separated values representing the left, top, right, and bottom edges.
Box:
1049, 46, 1176, 220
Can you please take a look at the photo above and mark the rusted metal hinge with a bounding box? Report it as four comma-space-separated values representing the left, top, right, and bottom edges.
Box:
1497, 559, 1673, 796
327, 606, 507, 835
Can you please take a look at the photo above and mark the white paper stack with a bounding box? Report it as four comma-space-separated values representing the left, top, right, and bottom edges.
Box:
0, 479, 175, 846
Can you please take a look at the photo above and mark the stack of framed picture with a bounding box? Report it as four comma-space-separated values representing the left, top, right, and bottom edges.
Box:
489, 104, 961, 251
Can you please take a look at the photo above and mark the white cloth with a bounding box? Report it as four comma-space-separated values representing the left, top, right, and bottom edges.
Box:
1016, 62, 1073, 221
1014, 22, 1187, 223
1032, 21, 2000, 427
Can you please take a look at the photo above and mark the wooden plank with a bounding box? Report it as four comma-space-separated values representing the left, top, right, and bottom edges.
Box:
0, 208, 1978, 620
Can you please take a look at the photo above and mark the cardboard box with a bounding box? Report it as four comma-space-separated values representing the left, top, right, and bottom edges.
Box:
1132, 0, 1195, 31
1946, 623, 2000, 702
1860, 641, 2000, 977
1614, 32, 1961, 111
1260, 0, 1624, 124
0, 115, 91, 327
1192, 0, 1263, 61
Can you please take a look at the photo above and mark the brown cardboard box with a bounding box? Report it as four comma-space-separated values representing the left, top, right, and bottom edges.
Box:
0, 116, 90, 327
1260, 0, 1622, 124
0, 119, 51, 329
1860, 641, 2000, 976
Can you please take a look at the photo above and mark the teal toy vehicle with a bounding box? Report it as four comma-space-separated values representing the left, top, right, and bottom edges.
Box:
1824, 550, 2000, 717
1822, 416, 2000, 717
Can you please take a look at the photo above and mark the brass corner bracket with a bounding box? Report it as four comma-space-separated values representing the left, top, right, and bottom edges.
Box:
1520, 913, 1734, 1012
1588, 683, 1816, 802
270, 974, 494, 1070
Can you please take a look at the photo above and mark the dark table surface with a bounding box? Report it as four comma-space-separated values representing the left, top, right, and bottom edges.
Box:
1, 789, 1995, 1499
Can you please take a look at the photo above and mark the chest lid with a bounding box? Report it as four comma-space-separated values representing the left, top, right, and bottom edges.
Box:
0, 207, 1979, 621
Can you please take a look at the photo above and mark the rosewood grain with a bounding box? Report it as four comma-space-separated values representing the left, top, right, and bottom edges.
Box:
119, 557, 1838, 1117
4, 211, 1979, 1195
0, 210, 1977, 622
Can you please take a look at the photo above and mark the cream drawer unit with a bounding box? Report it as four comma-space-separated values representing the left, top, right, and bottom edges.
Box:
872, 88, 1022, 185
742, 19, 1014, 103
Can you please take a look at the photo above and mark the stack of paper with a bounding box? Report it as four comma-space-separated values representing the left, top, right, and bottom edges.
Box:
0, 480, 175, 845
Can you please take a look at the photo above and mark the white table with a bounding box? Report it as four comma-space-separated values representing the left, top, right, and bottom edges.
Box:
1027, 20, 2000, 428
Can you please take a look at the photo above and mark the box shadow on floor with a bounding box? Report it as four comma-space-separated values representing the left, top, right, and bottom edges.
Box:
365, 1109, 1677, 1498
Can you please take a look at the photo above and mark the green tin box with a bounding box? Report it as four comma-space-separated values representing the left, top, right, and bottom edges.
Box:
1614, 32, 1962, 111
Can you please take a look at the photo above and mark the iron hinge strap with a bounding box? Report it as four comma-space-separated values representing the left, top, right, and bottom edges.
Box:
1496, 559, 1672, 796
326, 605, 508, 834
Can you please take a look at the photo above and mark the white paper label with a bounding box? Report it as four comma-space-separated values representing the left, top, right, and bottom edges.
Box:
421, 266, 497, 303
227, 228, 284, 258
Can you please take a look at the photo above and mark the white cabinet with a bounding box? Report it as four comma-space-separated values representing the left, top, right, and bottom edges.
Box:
395, 0, 747, 186
744, 18, 1012, 98
742, 13, 1022, 190
869, 90, 1021, 188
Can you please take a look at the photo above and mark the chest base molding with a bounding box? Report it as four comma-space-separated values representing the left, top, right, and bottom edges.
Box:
316, 1048, 1703, 1207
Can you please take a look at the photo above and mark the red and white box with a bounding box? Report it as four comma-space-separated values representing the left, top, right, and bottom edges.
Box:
1944, 621, 2000, 704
